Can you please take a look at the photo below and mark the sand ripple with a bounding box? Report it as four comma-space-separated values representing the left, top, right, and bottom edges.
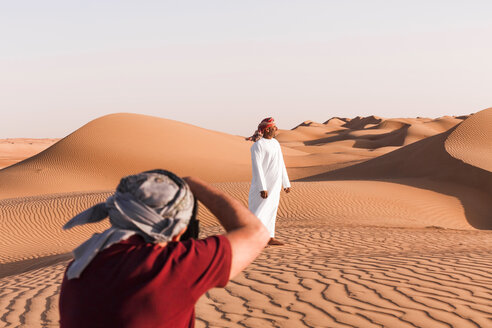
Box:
0, 192, 111, 266
1, 225, 490, 328
1, 181, 485, 271
196, 225, 492, 328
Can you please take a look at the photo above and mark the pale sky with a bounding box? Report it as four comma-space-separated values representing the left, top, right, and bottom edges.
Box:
1, 1, 491, 138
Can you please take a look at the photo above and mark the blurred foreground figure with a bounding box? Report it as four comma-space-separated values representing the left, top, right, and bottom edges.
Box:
59, 169, 269, 328
247, 118, 291, 246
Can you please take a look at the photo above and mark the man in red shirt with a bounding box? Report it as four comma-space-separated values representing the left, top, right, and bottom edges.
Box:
59, 169, 269, 327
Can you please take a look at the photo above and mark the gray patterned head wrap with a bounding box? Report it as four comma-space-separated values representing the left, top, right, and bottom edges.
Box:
63, 169, 195, 279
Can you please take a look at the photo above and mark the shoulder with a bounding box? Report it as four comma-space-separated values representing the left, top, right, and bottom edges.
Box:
251, 139, 263, 151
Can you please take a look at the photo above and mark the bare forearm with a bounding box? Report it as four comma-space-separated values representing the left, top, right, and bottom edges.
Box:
185, 176, 269, 280
184, 177, 260, 231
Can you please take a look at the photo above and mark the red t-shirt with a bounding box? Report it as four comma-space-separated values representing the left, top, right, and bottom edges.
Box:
59, 234, 232, 328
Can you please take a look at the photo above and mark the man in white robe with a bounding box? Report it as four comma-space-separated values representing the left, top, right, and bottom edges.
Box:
248, 117, 291, 245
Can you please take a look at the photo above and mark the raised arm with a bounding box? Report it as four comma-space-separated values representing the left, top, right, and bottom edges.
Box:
184, 177, 269, 280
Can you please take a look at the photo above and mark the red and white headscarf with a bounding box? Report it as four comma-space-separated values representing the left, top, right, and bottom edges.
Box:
247, 117, 276, 141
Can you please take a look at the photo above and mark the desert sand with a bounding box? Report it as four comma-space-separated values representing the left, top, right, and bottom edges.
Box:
0, 139, 58, 170
0, 110, 491, 327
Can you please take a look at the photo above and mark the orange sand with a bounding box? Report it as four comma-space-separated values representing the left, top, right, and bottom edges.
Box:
1, 110, 491, 327
0, 138, 58, 169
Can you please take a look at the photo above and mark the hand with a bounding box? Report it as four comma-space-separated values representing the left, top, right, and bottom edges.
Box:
260, 190, 268, 199
284, 187, 291, 193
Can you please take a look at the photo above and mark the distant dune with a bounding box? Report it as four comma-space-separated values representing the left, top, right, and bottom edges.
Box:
277, 114, 467, 179
1, 110, 491, 328
302, 112, 489, 185
0, 138, 58, 169
301, 108, 492, 229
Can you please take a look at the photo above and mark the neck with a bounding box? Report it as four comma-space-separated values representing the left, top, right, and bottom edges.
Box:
263, 135, 274, 139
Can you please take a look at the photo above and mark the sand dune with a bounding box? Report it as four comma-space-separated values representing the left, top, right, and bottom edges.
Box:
1, 110, 491, 327
277, 115, 467, 182
0, 113, 466, 200
303, 109, 492, 229
445, 108, 492, 171
298, 112, 484, 184
281, 115, 465, 151
0, 114, 254, 199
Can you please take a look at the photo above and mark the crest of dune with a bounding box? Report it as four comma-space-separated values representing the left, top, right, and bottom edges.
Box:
341, 115, 383, 130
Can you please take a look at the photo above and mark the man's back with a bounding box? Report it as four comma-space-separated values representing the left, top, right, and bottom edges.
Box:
256, 137, 279, 160
250, 138, 286, 189
59, 234, 231, 328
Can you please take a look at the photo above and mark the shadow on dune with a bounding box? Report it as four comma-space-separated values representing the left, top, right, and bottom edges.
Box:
299, 127, 492, 230
304, 124, 410, 150
353, 124, 410, 149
